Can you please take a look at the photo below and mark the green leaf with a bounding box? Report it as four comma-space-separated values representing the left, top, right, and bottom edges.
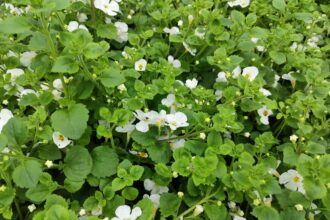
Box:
269, 51, 286, 65
63, 146, 93, 181
45, 194, 68, 210
159, 193, 181, 217
29, 32, 50, 52
272, 0, 286, 13
204, 204, 228, 220
304, 178, 327, 200
147, 143, 171, 164
122, 187, 139, 201
2, 118, 28, 147
0, 134, 8, 151
43, 0, 70, 10
91, 146, 119, 178
136, 198, 154, 220
51, 104, 89, 139
13, 160, 42, 188
100, 68, 126, 88
0, 188, 15, 206
64, 179, 84, 193
26, 183, 57, 202
0, 16, 31, 34
51, 56, 79, 74
305, 141, 326, 154
96, 24, 117, 39
83, 41, 109, 59
253, 206, 280, 220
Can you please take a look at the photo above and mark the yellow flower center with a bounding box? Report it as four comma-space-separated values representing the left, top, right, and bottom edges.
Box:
292, 176, 300, 182
58, 134, 65, 141
245, 73, 251, 80
138, 64, 144, 70
263, 110, 269, 117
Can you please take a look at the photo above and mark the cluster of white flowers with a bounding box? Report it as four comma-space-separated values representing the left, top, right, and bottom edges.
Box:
3, 3, 29, 15
114, 22, 128, 43
94, 0, 120, 17
67, 21, 88, 32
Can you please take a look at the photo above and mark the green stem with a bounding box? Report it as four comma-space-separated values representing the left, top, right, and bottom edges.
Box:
159, 129, 210, 142
0, 152, 44, 163
109, 124, 116, 149
40, 13, 57, 58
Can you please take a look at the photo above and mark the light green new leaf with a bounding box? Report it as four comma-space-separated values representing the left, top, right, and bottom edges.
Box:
51, 104, 89, 139
269, 51, 286, 65
0, 16, 31, 34
91, 146, 119, 178
100, 68, 126, 88
84, 41, 110, 59
159, 193, 181, 217
51, 56, 79, 74
63, 146, 93, 181
13, 160, 42, 188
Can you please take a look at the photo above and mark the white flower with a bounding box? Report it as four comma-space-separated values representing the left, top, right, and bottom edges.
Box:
199, 132, 206, 140
52, 89, 62, 100
232, 66, 241, 79
153, 110, 167, 127
194, 27, 206, 39
193, 205, 204, 216
268, 160, 281, 177
18, 88, 38, 98
117, 84, 127, 92
259, 88, 271, 96
114, 22, 128, 43
307, 36, 319, 48
215, 90, 223, 101
295, 204, 304, 211
167, 56, 181, 68
20, 51, 37, 67
169, 138, 185, 151
45, 160, 53, 168
183, 41, 197, 56
111, 205, 142, 220
228, 0, 250, 8
6, 68, 24, 83
67, 21, 88, 32
79, 208, 87, 216
165, 112, 189, 130
53, 79, 63, 91
0, 109, 13, 133
143, 194, 160, 209
94, 0, 120, 16
135, 59, 147, 72
77, 13, 88, 22
290, 134, 298, 143
28, 204, 36, 212
129, 150, 148, 158
115, 119, 136, 133
290, 42, 306, 52
242, 66, 259, 81
257, 106, 273, 125
272, 74, 280, 88
230, 214, 246, 220
251, 37, 259, 44
134, 110, 158, 132
91, 205, 103, 216
161, 94, 178, 113
178, 20, 183, 26
185, 78, 198, 89
216, 72, 228, 82
282, 71, 296, 87
256, 45, 266, 52
144, 179, 169, 195
52, 132, 71, 149
279, 169, 305, 194
163, 26, 180, 35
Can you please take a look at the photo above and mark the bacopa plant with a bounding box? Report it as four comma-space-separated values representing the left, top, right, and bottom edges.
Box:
0, 0, 329, 219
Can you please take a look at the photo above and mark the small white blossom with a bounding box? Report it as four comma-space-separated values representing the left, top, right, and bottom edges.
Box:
194, 27, 206, 39
295, 204, 304, 211
216, 71, 228, 82
144, 179, 169, 195
282, 72, 296, 87
242, 66, 259, 81
230, 213, 246, 220
135, 59, 147, 72
259, 88, 271, 96
183, 41, 197, 56
0, 109, 13, 133
77, 13, 88, 22
257, 106, 273, 125
169, 138, 186, 151
251, 37, 259, 44
91, 205, 103, 216
193, 205, 204, 216
111, 205, 142, 220
6, 68, 24, 84
20, 51, 37, 67
272, 74, 280, 88
167, 55, 181, 68
153, 110, 167, 127
232, 66, 241, 79
188, 15, 194, 24
290, 134, 298, 143
228, 0, 250, 8
163, 26, 180, 35
185, 78, 198, 89
165, 112, 189, 130
256, 45, 266, 52
117, 84, 127, 92
45, 160, 54, 168
143, 194, 160, 209
28, 204, 36, 212
67, 21, 88, 32
134, 110, 158, 132
279, 169, 305, 194
94, 0, 120, 16
114, 22, 128, 43
52, 132, 71, 149
215, 90, 223, 101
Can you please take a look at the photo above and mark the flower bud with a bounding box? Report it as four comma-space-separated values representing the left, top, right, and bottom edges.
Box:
193, 205, 204, 216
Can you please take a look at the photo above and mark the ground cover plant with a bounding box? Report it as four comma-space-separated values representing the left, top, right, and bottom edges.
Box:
0, 0, 330, 219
